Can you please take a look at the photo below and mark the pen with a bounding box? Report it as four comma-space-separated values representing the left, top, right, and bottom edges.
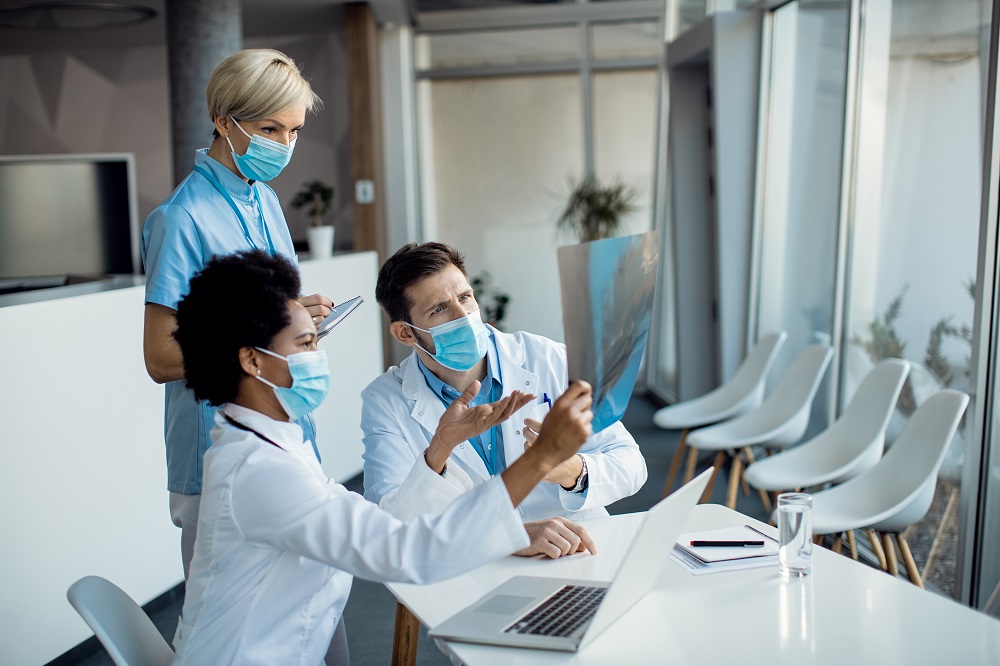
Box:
690, 540, 765, 547
543, 393, 552, 409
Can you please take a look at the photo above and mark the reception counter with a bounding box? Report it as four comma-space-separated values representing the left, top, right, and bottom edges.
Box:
0, 253, 384, 665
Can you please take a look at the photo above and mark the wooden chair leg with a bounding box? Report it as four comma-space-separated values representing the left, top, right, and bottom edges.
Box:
923, 488, 959, 581
662, 429, 689, 498
683, 446, 699, 484
896, 533, 924, 589
740, 447, 772, 512
846, 530, 858, 561
392, 601, 420, 666
700, 451, 726, 503
831, 534, 843, 554
739, 447, 756, 497
725, 452, 743, 509
880, 532, 899, 577
867, 529, 888, 571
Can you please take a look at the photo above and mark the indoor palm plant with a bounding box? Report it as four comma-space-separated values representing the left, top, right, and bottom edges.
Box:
557, 175, 638, 243
291, 180, 336, 258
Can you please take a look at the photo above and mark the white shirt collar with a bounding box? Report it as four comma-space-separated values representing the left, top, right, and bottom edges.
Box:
219, 403, 306, 452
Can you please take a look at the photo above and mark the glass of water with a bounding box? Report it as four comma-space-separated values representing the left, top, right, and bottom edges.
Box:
777, 493, 813, 578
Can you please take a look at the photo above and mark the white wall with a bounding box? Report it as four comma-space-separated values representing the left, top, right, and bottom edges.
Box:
0, 254, 381, 664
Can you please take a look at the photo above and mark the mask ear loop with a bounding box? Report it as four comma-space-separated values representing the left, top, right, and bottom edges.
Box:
405, 322, 437, 359
252, 347, 286, 389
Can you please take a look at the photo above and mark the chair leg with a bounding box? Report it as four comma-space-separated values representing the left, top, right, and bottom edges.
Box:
683, 446, 699, 484
700, 451, 726, 504
846, 530, 858, 561
895, 533, 924, 589
880, 532, 899, 577
923, 488, 959, 582
866, 529, 888, 571
662, 429, 689, 498
831, 533, 843, 555
739, 447, 752, 497
725, 452, 743, 509
392, 602, 420, 666
740, 447, 772, 512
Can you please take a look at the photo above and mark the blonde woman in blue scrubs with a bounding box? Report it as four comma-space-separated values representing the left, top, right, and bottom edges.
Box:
141, 49, 333, 581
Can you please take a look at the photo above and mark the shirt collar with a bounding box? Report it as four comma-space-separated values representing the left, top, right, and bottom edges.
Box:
195, 149, 256, 201
219, 403, 306, 452
416, 331, 501, 402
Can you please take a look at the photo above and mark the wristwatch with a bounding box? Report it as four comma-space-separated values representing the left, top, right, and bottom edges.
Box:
569, 454, 589, 493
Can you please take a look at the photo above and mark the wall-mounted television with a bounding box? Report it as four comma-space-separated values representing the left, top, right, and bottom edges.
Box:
0, 153, 139, 281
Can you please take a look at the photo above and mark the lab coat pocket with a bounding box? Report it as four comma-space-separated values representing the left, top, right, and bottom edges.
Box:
528, 402, 551, 423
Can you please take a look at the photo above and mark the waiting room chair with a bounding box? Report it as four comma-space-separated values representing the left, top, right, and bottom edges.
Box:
684, 344, 834, 510
654, 331, 787, 496
67, 575, 174, 666
743, 358, 909, 493
810, 389, 969, 588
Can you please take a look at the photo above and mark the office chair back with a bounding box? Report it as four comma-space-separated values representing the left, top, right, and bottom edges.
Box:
67, 575, 174, 666
653, 331, 787, 429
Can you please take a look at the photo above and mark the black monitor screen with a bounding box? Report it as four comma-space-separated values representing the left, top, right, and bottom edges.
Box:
0, 156, 135, 280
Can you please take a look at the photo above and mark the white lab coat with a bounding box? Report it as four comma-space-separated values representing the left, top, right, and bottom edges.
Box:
173, 403, 528, 666
361, 327, 648, 523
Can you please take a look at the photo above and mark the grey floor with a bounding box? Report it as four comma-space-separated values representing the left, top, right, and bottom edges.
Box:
58, 393, 772, 665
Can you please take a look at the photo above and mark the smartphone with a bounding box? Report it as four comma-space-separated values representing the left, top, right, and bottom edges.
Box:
316, 296, 363, 339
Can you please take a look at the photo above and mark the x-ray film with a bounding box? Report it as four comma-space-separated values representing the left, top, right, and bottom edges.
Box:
558, 230, 659, 433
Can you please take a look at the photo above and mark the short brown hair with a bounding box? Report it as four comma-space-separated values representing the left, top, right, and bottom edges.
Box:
376, 242, 468, 324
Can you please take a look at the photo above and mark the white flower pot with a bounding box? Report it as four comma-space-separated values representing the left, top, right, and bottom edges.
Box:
307, 225, 335, 259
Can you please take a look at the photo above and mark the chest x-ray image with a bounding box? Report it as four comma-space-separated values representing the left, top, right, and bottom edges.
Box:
558, 230, 659, 433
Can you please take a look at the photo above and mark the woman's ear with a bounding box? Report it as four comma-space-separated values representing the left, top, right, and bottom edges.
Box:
238, 347, 261, 377
389, 321, 417, 348
213, 114, 231, 138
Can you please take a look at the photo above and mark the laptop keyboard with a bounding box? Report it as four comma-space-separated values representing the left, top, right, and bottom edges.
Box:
505, 585, 607, 637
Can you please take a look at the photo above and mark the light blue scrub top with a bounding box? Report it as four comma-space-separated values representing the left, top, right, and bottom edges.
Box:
141, 149, 316, 495
415, 333, 506, 475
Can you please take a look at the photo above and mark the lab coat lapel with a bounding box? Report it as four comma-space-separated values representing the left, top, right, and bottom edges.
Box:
399, 352, 492, 481
492, 330, 539, 470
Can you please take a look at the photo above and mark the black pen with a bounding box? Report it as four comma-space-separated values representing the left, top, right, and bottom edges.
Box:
690, 540, 765, 547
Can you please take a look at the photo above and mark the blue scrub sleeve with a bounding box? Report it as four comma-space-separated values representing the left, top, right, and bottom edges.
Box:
143, 204, 205, 310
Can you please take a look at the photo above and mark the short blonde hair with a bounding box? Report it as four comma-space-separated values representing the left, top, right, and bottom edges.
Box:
206, 49, 322, 123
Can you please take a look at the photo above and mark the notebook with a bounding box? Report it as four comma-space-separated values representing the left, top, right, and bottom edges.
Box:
671, 524, 779, 575
428, 469, 712, 652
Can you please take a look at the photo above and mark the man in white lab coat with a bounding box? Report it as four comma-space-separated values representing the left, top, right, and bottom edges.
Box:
362, 242, 648, 558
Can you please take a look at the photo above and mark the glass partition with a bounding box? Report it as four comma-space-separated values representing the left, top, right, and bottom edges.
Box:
844, 0, 993, 597
754, 0, 850, 434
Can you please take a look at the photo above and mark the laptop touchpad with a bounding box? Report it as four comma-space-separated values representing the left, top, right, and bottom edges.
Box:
476, 594, 534, 614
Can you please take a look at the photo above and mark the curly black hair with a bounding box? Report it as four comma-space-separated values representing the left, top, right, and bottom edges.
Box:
376, 242, 468, 324
174, 249, 301, 406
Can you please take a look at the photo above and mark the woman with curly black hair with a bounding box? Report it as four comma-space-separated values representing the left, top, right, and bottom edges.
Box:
171, 249, 596, 665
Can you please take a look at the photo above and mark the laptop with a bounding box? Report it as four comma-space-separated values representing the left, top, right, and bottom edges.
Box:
429, 469, 712, 652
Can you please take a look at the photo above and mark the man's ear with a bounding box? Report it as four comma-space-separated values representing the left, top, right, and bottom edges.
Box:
238, 347, 262, 376
389, 321, 417, 347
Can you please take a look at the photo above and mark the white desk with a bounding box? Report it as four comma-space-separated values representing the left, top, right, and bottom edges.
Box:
388, 504, 1000, 665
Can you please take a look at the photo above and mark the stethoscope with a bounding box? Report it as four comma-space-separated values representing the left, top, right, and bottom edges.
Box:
193, 164, 277, 255
224, 414, 283, 450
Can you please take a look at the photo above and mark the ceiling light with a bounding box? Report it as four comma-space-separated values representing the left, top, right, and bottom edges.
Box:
0, 3, 157, 30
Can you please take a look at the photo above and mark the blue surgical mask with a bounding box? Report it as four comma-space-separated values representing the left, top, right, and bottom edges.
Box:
408, 310, 489, 372
254, 347, 330, 420
227, 117, 294, 182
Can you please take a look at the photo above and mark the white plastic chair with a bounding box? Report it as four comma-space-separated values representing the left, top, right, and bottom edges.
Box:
743, 358, 910, 492
67, 575, 174, 666
654, 331, 787, 496
809, 389, 969, 588
685, 344, 834, 510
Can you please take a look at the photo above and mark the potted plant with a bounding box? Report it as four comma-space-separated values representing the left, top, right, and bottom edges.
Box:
557, 175, 638, 243
291, 180, 336, 259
